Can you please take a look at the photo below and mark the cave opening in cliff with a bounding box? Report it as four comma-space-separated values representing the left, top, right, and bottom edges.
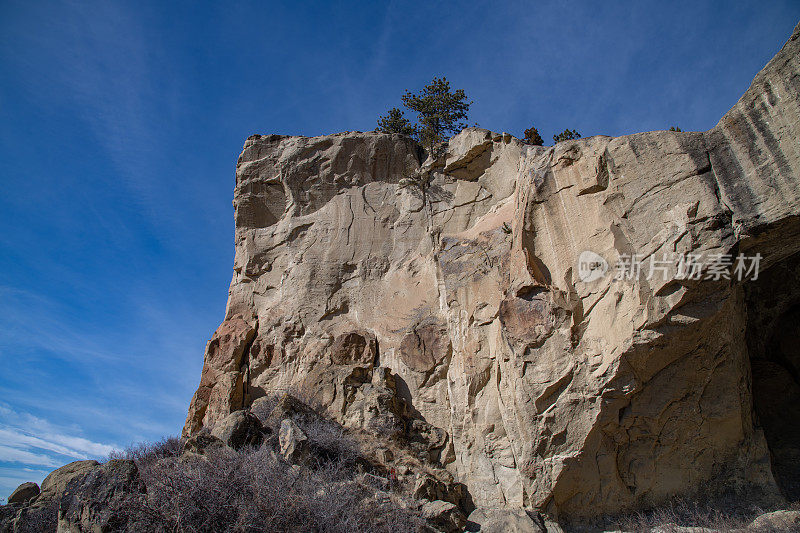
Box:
745, 252, 800, 501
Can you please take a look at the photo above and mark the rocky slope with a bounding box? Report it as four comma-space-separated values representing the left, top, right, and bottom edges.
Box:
184, 22, 800, 521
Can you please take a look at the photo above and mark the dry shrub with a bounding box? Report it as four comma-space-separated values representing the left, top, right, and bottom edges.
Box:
249, 394, 278, 422
298, 418, 361, 467
283, 385, 324, 412
614, 496, 795, 532
251, 393, 362, 469
109, 441, 419, 532
108, 435, 182, 467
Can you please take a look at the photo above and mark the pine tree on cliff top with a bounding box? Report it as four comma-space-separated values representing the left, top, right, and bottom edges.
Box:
377, 77, 472, 154
523, 126, 544, 145
401, 77, 472, 152
376, 107, 417, 136
553, 128, 581, 143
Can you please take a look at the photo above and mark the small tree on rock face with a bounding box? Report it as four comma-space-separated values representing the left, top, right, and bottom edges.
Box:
376, 107, 417, 136
669, 126, 683, 132
400, 77, 472, 153
553, 129, 581, 143
523, 126, 543, 146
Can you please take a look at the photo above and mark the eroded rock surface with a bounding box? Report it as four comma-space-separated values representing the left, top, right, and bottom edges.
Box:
58, 460, 144, 533
185, 23, 800, 520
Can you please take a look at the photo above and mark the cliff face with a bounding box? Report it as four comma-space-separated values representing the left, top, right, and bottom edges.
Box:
185, 23, 800, 518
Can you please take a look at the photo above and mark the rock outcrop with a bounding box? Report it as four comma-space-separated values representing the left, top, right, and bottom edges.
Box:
278, 418, 311, 465
40, 461, 100, 502
0, 460, 100, 532
57, 460, 144, 533
184, 22, 800, 520
419, 499, 467, 533
6, 484, 38, 506
210, 410, 269, 450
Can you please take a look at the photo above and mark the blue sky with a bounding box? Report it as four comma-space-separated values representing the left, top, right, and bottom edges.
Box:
0, 0, 798, 500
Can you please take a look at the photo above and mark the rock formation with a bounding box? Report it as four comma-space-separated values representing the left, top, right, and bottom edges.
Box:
1, 460, 98, 532
184, 22, 800, 520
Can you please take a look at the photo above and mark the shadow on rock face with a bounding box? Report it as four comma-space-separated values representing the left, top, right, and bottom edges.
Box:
746, 251, 800, 501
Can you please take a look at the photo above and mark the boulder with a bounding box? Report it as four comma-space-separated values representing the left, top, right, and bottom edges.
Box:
466, 508, 564, 533
181, 431, 225, 456
57, 459, 144, 533
278, 418, 310, 465
749, 509, 800, 530
39, 460, 99, 501
413, 474, 471, 512
249, 395, 277, 422
420, 500, 467, 533
7, 482, 38, 505
0, 463, 98, 533
210, 410, 268, 449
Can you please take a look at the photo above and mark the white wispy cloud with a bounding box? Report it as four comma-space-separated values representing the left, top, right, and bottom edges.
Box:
0, 466, 52, 504
0, 401, 121, 500
0, 281, 202, 446
0, 428, 115, 460
1, 1, 190, 248
0, 402, 117, 466
0, 446, 60, 468
0, 286, 121, 365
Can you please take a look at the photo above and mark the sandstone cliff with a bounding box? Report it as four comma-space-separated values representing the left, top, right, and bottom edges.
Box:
184, 22, 800, 519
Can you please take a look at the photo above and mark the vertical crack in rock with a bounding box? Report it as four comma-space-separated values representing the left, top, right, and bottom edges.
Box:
240, 320, 259, 410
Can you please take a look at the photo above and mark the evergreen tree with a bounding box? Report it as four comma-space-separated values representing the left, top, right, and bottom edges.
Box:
553, 129, 581, 143
400, 77, 472, 152
523, 126, 543, 145
376, 107, 417, 136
